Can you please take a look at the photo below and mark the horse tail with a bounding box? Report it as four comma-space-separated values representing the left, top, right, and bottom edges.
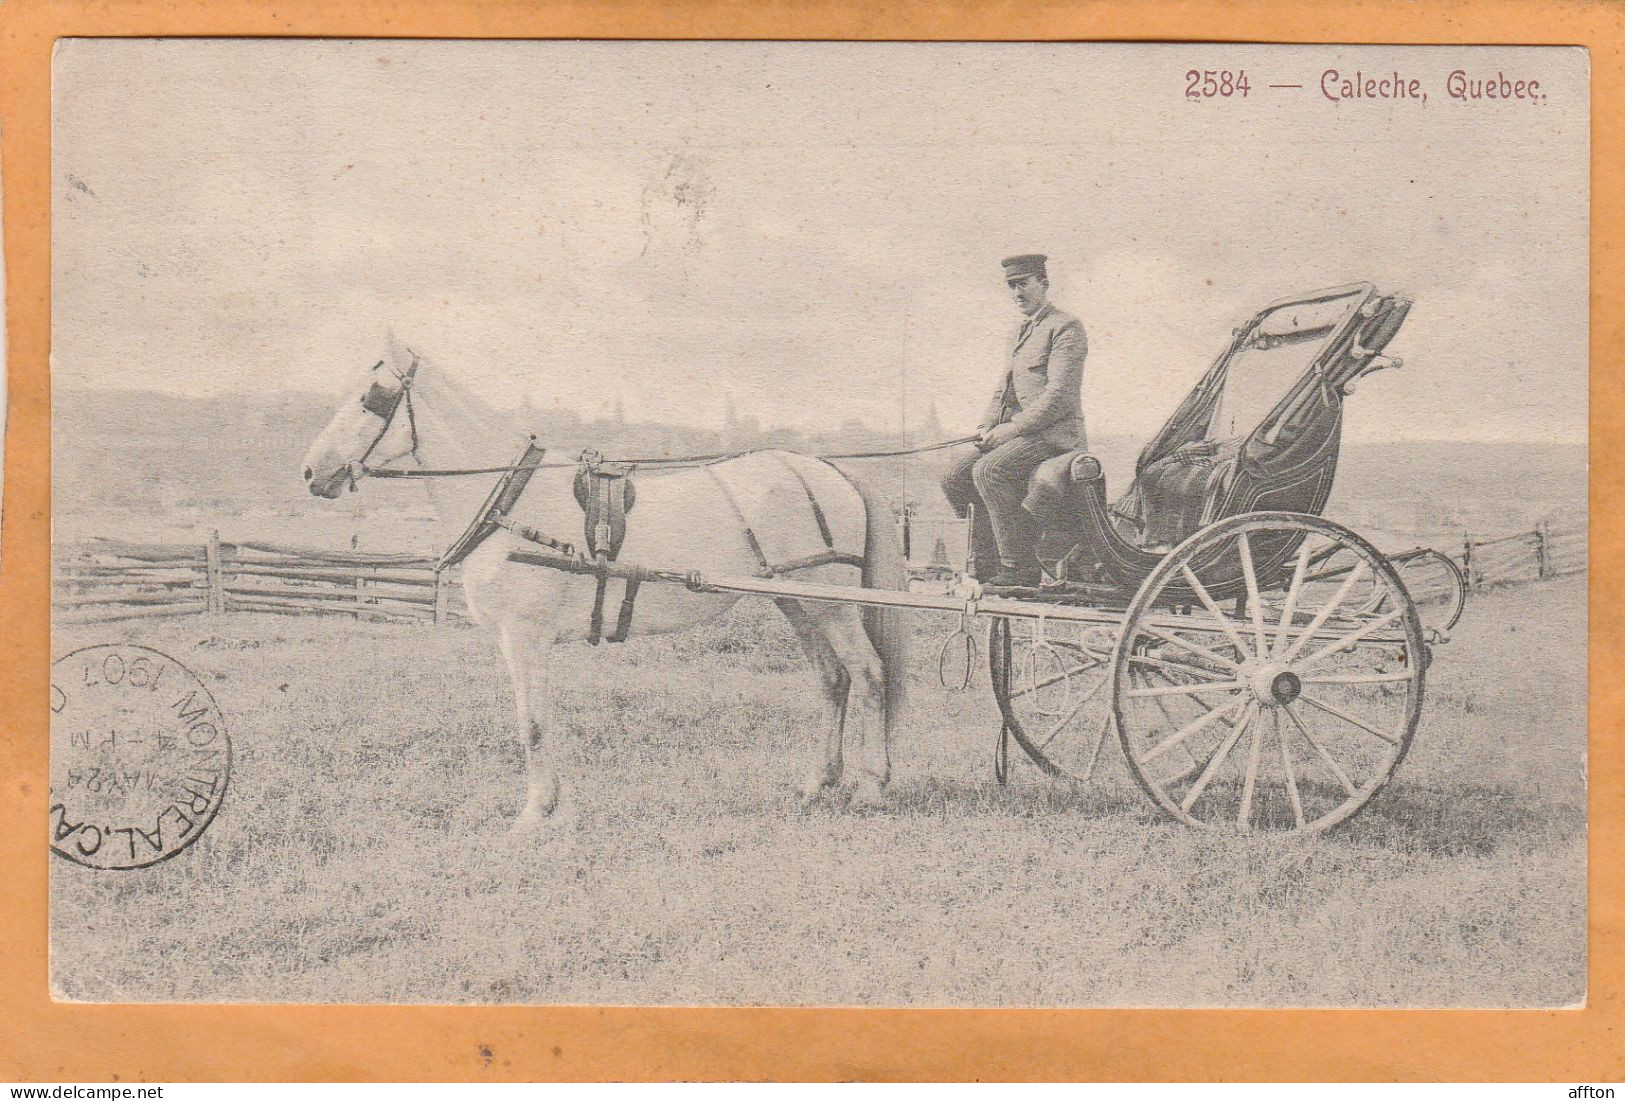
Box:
856, 474, 910, 742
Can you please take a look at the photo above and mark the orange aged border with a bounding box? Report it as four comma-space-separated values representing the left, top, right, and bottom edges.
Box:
2, 0, 1620, 1083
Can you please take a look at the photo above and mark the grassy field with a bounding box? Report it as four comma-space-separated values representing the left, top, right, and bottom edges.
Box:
50, 576, 1586, 1007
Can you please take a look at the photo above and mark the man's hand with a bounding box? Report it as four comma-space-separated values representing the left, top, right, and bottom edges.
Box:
977, 423, 1018, 451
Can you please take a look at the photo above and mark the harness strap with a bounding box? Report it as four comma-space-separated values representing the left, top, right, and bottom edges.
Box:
491, 512, 575, 557
588, 567, 611, 646
609, 573, 643, 643
575, 450, 636, 560
769, 454, 835, 549
436, 440, 550, 571
771, 549, 866, 574
704, 465, 772, 574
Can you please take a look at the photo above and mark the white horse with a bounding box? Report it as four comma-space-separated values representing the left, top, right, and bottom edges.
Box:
300, 335, 909, 833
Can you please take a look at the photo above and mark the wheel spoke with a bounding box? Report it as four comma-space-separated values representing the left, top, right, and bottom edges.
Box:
1237, 705, 1265, 827
1270, 541, 1315, 659
1281, 702, 1357, 796
1128, 653, 1230, 682
1179, 564, 1254, 661
1181, 702, 1257, 813
1126, 680, 1247, 699
1238, 532, 1267, 658
1143, 624, 1242, 674
1306, 542, 1342, 570
1301, 670, 1416, 686
1278, 560, 1371, 665
1297, 692, 1401, 747
1038, 675, 1109, 749
1008, 663, 1096, 700
1296, 609, 1406, 670
1142, 693, 1248, 764
1017, 633, 1094, 656
1076, 712, 1112, 780
1277, 710, 1305, 827
1137, 669, 1201, 744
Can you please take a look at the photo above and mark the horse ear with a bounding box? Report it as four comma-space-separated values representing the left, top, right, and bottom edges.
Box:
384, 327, 410, 369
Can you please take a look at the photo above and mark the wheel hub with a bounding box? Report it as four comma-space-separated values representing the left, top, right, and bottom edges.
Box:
1246, 662, 1302, 707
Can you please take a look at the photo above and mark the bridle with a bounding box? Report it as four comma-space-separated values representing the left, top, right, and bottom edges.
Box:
349, 354, 420, 486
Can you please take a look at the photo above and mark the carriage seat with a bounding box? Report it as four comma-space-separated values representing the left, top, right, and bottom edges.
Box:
1022, 450, 1104, 526
1021, 443, 1240, 551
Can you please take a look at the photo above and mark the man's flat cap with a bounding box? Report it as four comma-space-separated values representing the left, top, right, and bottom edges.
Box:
1002, 254, 1048, 281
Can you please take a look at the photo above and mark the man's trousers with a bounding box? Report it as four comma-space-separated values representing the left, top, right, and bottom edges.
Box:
940, 436, 1069, 575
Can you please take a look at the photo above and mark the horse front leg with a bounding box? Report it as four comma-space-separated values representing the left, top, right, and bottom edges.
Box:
776, 599, 849, 804
498, 625, 566, 834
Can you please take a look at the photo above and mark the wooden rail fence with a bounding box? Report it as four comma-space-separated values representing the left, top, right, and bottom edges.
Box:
55, 534, 464, 626
54, 517, 1586, 627
1458, 520, 1586, 591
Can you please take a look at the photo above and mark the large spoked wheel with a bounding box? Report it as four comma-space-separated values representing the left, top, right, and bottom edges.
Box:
1112, 512, 1426, 833
989, 615, 1118, 782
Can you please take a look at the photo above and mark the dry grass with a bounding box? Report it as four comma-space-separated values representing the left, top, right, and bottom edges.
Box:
50, 577, 1585, 1006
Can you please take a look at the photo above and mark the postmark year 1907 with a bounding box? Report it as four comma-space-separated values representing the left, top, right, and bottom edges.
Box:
50, 644, 231, 870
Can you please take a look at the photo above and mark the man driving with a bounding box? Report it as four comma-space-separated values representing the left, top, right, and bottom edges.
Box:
940, 253, 1088, 587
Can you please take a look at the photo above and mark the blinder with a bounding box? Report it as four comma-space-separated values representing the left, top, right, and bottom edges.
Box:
362, 378, 404, 420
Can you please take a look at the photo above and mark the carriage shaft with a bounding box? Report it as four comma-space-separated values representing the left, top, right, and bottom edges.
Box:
673, 570, 1410, 648
687, 570, 1128, 625
506, 550, 1411, 649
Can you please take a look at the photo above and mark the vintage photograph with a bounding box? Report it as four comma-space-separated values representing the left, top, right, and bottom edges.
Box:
49, 40, 1587, 1006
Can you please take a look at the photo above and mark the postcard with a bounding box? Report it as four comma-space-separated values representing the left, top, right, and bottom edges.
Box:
49, 39, 1588, 1008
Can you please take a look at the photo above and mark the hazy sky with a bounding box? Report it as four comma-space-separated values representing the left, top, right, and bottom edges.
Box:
53, 41, 1587, 443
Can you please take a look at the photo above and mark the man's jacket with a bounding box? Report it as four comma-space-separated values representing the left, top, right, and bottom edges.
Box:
980, 304, 1088, 450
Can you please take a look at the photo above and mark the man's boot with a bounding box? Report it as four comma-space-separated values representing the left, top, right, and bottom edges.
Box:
965, 504, 1001, 582
986, 560, 1042, 588
987, 507, 1044, 588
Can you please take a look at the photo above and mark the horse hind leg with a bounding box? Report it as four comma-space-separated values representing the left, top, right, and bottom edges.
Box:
775, 598, 849, 804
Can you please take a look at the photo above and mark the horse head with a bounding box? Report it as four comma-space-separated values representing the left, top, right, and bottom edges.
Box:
302, 331, 420, 498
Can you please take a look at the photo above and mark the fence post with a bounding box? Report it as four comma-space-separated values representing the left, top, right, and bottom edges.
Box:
433, 569, 449, 625
901, 507, 912, 563
1535, 521, 1550, 580
1461, 532, 1476, 593
205, 530, 223, 616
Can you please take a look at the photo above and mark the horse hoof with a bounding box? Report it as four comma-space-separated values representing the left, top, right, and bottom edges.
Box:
509, 799, 562, 836
799, 772, 839, 807
506, 807, 578, 857
848, 779, 889, 812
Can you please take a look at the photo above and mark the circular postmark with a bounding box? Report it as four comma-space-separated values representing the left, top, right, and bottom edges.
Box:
50, 644, 231, 870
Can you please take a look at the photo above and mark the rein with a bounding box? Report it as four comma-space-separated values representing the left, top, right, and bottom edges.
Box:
359, 434, 980, 480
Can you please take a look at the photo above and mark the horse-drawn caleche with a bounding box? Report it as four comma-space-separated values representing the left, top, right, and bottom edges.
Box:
300, 282, 1466, 836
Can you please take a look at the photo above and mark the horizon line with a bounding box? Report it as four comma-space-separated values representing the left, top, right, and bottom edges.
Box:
55, 385, 1587, 450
